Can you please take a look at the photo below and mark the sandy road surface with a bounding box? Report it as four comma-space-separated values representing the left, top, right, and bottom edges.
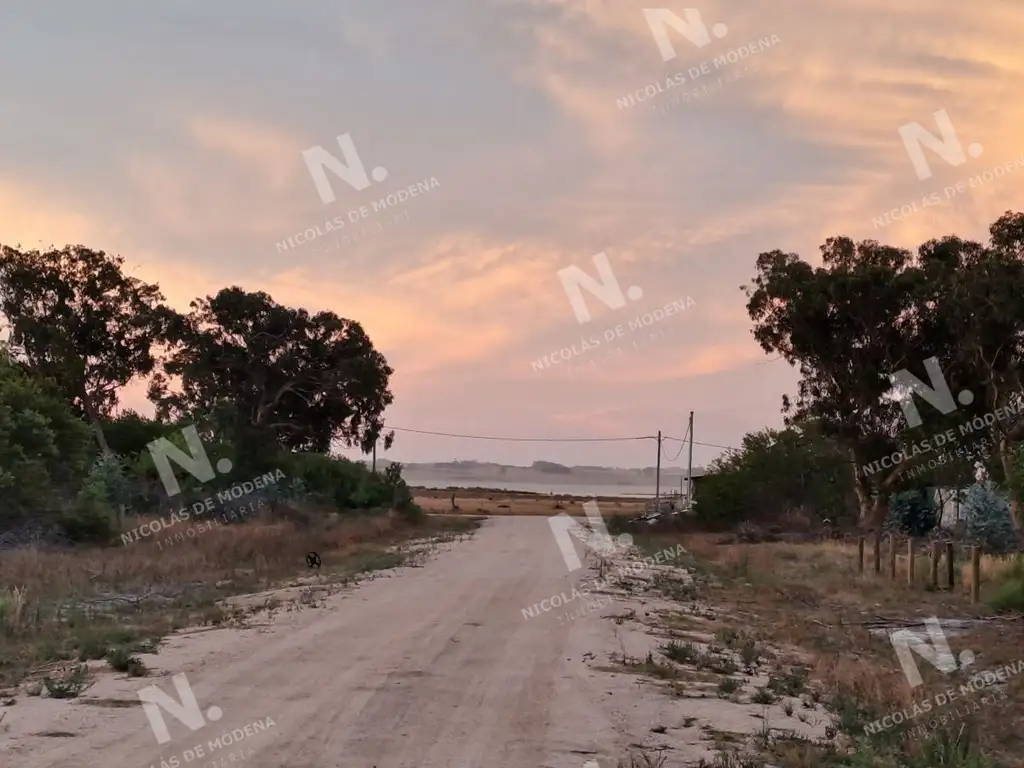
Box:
3, 517, 683, 768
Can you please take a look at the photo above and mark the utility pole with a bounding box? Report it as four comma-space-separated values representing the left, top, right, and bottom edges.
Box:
686, 411, 694, 511
655, 429, 662, 511
372, 438, 377, 473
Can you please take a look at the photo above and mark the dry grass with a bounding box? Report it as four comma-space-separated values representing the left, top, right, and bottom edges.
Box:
413, 488, 647, 517
970, 553, 1023, 591
630, 531, 1024, 767
0, 510, 479, 689
4, 514, 394, 594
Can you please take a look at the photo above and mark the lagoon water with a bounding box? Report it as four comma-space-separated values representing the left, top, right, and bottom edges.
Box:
406, 478, 685, 498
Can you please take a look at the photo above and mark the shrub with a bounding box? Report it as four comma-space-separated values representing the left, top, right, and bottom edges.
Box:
767, 667, 808, 696
0, 586, 27, 636
607, 514, 633, 536
102, 410, 174, 459
693, 424, 853, 529
128, 422, 236, 505
989, 577, 1024, 612
0, 351, 93, 530
58, 454, 128, 543
961, 481, 1017, 554
988, 556, 1024, 612
105, 646, 148, 676
885, 489, 938, 537
751, 686, 776, 704
383, 461, 413, 510
60, 484, 116, 544
278, 452, 413, 513
717, 677, 741, 696
42, 664, 91, 698
663, 640, 699, 664
82, 453, 134, 515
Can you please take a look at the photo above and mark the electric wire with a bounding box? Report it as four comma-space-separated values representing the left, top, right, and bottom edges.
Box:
381, 425, 743, 452
382, 425, 657, 442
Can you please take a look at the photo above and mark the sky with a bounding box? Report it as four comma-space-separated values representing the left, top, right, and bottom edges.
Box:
2, 0, 1022, 469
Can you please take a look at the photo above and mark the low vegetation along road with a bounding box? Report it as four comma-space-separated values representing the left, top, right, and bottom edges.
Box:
4, 516, 746, 768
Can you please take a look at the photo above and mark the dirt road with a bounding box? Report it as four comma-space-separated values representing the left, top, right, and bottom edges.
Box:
3, 517, 828, 767
1, 517, 660, 767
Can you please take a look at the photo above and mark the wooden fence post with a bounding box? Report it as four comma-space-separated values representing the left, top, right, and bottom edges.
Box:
930, 541, 940, 588
971, 547, 981, 603
945, 542, 955, 589
889, 534, 897, 580
858, 537, 865, 574
907, 538, 915, 585
873, 532, 881, 574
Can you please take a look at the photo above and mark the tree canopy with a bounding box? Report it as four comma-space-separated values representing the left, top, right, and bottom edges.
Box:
0, 346, 93, 525
743, 210, 1024, 532
149, 286, 394, 456
0, 245, 174, 453
0, 242, 399, 541
6, 210, 1024, 542
693, 419, 853, 529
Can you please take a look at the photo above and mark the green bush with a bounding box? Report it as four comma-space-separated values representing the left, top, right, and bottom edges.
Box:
383, 461, 413, 510
989, 577, 1024, 612
988, 556, 1024, 612
0, 343, 416, 539
278, 452, 412, 512
129, 422, 236, 503
56, 453, 134, 543
101, 410, 175, 459
962, 481, 1017, 554
693, 422, 853, 528
105, 646, 148, 676
60, 482, 116, 544
42, 664, 91, 698
606, 514, 632, 536
884, 489, 938, 537
0, 350, 94, 529
84, 453, 134, 513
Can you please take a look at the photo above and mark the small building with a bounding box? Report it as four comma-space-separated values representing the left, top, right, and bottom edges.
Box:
648, 468, 707, 515
932, 484, 1011, 529
685, 468, 708, 501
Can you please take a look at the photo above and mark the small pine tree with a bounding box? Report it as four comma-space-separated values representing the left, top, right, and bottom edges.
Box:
961, 481, 1017, 554
884, 489, 938, 537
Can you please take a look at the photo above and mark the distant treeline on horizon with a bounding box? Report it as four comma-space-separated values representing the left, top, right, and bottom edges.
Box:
357, 458, 702, 475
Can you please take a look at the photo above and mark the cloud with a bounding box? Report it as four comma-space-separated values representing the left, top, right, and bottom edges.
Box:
4, 0, 1024, 465
186, 115, 306, 193
0, 179, 117, 250
265, 261, 520, 376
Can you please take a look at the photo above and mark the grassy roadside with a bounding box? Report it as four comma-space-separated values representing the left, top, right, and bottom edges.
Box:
0, 510, 481, 695
622, 531, 1024, 767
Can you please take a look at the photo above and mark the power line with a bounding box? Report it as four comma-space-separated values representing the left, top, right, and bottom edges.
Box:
665, 435, 741, 452
662, 422, 689, 463
382, 424, 743, 452
662, 442, 686, 462
382, 428, 655, 444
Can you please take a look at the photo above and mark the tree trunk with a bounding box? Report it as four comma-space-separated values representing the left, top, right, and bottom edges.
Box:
997, 440, 1024, 532
1008, 496, 1022, 533
81, 390, 113, 456
851, 448, 893, 531
853, 475, 873, 528
865, 495, 890, 530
